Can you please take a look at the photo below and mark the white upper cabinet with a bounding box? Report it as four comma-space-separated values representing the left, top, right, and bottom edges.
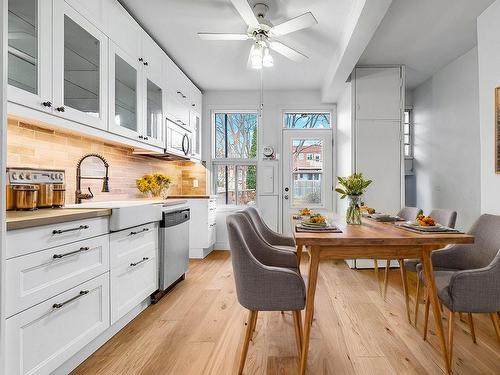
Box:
7, 0, 53, 112
141, 32, 163, 85
65, 0, 108, 33
108, 42, 143, 140
105, 0, 141, 60
189, 81, 202, 112
52, 0, 108, 129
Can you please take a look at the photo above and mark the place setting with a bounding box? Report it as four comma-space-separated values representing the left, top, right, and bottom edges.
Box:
395, 214, 464, 234
295, 209, 343, 233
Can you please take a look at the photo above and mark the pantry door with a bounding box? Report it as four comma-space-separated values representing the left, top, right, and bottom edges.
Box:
282, 129, 333, 235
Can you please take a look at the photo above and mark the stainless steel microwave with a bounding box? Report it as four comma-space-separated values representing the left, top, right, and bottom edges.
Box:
166, 119, 191, 158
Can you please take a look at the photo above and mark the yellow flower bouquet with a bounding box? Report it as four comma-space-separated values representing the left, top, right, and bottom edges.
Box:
136, 172, 171, 198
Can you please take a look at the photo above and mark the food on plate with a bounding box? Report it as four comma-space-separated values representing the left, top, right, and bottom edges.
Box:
299, 208, 311, 216
307, 214, 326, 224
416, 214, 436, 226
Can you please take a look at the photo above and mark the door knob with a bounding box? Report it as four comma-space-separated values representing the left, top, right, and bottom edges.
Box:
284, 187, 289, 192
284, 194, 289, 200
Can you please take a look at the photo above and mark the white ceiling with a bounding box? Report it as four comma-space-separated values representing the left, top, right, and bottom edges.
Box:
119, 0, 355, 91
359, 0, 495, 90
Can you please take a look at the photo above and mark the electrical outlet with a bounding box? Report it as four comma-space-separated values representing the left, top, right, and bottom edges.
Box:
193, 179, 199, 188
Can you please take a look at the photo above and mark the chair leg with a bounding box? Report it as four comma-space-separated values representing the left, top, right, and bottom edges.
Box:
414, 275, 421, 327
251, 311, 259, 340
292, 310, 303, 356
373, 259, 382, 295
491, 312, 500, 346
468, 313, 477, 344
448, 311, 455, 369
398, 259, 411, 324
423, 290, 430, 341
239, 310, 257, 375
383, 260, 390, 301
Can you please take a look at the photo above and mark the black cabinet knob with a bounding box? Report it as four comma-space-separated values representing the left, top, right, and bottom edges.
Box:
42, 101, 52, 107
143, 61, 148, 66
139, 135, 144, 139
56, 106, 65, 112
139, 57, 144, 62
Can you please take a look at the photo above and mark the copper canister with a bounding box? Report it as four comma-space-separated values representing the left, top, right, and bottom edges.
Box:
6, 185, 15, 210
52, 184, 66, 207
13, 185, 39, 210
37, 184, 54, 208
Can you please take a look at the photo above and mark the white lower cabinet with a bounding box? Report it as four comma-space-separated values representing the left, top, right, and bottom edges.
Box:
6, 234, 110, 317
110, 223, 158, 323
6, 273, 110, 375
186, 198, 217, 258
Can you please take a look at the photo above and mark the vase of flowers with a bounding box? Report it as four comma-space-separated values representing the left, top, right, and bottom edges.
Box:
136, 172, 171, 199
335, 173, 372, 225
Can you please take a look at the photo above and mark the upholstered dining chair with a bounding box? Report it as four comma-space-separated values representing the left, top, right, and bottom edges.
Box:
404, 209, 457, 326
227, 212, 306, 374
417, 214, 500, 368
242, 206, 299, 258
375, 207, 423, 302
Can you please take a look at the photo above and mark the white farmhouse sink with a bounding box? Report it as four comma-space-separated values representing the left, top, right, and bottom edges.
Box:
66, 200, 163, 231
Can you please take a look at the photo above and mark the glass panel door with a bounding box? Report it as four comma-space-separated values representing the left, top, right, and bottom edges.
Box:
282, 129, 333, 235
63, 15, 99, 117
115, 54, 138, 132
8, 0, 38, 94
145, 79, 164, 146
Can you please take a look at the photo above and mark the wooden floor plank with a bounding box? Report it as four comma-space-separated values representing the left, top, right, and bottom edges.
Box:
72, 251, 500, 375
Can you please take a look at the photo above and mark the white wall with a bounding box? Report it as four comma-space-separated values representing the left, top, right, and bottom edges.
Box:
202, 90, 334, 249
412, 47, 480, 230
478, 1, 500, 214
335, 82, 353, 214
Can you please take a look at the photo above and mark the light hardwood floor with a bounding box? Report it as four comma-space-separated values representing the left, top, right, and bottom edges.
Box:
72, 251, 500, 375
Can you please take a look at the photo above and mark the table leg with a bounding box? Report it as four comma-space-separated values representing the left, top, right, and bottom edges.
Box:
299, 246, 320, 375
296, 244, 304, 264
421, 247, 451, 375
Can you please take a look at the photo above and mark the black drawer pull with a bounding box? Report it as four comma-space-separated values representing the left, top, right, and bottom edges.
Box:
129, 227, 149, 236
130, 257, 149, 267
52, 225, 89, 235
53, 290, 89, 309
53, 246, 90, 259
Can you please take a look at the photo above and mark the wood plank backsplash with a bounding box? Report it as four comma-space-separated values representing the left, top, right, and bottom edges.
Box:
7, 118, 207, 202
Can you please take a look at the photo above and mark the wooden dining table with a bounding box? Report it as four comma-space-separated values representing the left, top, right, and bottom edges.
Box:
292, 214, 474, 375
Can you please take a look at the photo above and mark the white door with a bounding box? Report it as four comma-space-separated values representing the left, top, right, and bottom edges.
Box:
7, 0, 53, 112
282, 129, 333, 235
52, 0, 108, 129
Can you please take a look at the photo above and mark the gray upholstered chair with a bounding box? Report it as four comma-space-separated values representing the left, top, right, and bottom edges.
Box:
417, 214, 500, 367
404, 209, 457, 325
376, 207, 423, 302
242, 206, 297, 252
227, 212, 306, 374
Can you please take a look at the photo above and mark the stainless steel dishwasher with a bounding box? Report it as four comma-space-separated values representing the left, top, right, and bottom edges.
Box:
152, 205, 190, 303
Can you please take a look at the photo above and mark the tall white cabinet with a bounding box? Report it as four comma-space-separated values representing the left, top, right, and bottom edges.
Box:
337, 66, 405, 268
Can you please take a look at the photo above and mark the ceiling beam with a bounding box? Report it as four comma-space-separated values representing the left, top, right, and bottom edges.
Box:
321, 0, 393, 103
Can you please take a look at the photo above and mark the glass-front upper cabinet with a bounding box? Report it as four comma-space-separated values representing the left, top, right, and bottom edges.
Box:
145, 79, 165, 147
52, 0, 108, 129
7, 0, 52, 110
108, 42, 142, 140
190, 110, 201, 160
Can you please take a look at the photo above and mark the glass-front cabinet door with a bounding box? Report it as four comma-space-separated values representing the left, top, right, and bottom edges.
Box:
7, 0, 52, 111
190, 110, 201, 160
144, 79, 165, 147
52, 0, 108, 129
108, 42, 142, 140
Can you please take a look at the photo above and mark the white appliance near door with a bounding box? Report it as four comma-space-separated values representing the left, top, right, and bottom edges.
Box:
282, 129, 333, 235
166, 119, 191, 158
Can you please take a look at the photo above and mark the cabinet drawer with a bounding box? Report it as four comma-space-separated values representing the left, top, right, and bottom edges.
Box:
111, 247, 157, 323
6, 273, 110, 375
6, 235, 110, 317
110, 222, 158, 268
7, 217, 109, 259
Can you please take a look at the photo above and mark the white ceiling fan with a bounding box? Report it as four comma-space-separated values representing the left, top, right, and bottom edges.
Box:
198, 0, 318, 69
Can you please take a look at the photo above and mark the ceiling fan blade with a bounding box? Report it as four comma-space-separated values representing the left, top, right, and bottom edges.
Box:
269, 41, 308, 62
230, 0, 260, 28
197, 33, 250, 41
270, 12, 318, 36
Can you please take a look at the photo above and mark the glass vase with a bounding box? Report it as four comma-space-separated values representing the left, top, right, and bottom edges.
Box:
346, 195, 362, 225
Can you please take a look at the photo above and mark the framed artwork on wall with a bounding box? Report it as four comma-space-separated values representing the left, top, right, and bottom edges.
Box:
496, 87, 500, 173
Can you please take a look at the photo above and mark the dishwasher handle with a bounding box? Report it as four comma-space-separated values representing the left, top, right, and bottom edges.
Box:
161, 208, 190, 228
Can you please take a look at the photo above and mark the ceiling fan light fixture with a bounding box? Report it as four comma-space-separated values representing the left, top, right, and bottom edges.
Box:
250, 44, 263, 69
262, 47, 273, 67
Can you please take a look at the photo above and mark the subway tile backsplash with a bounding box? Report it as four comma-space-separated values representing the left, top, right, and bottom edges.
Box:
7, 118, 207, 202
